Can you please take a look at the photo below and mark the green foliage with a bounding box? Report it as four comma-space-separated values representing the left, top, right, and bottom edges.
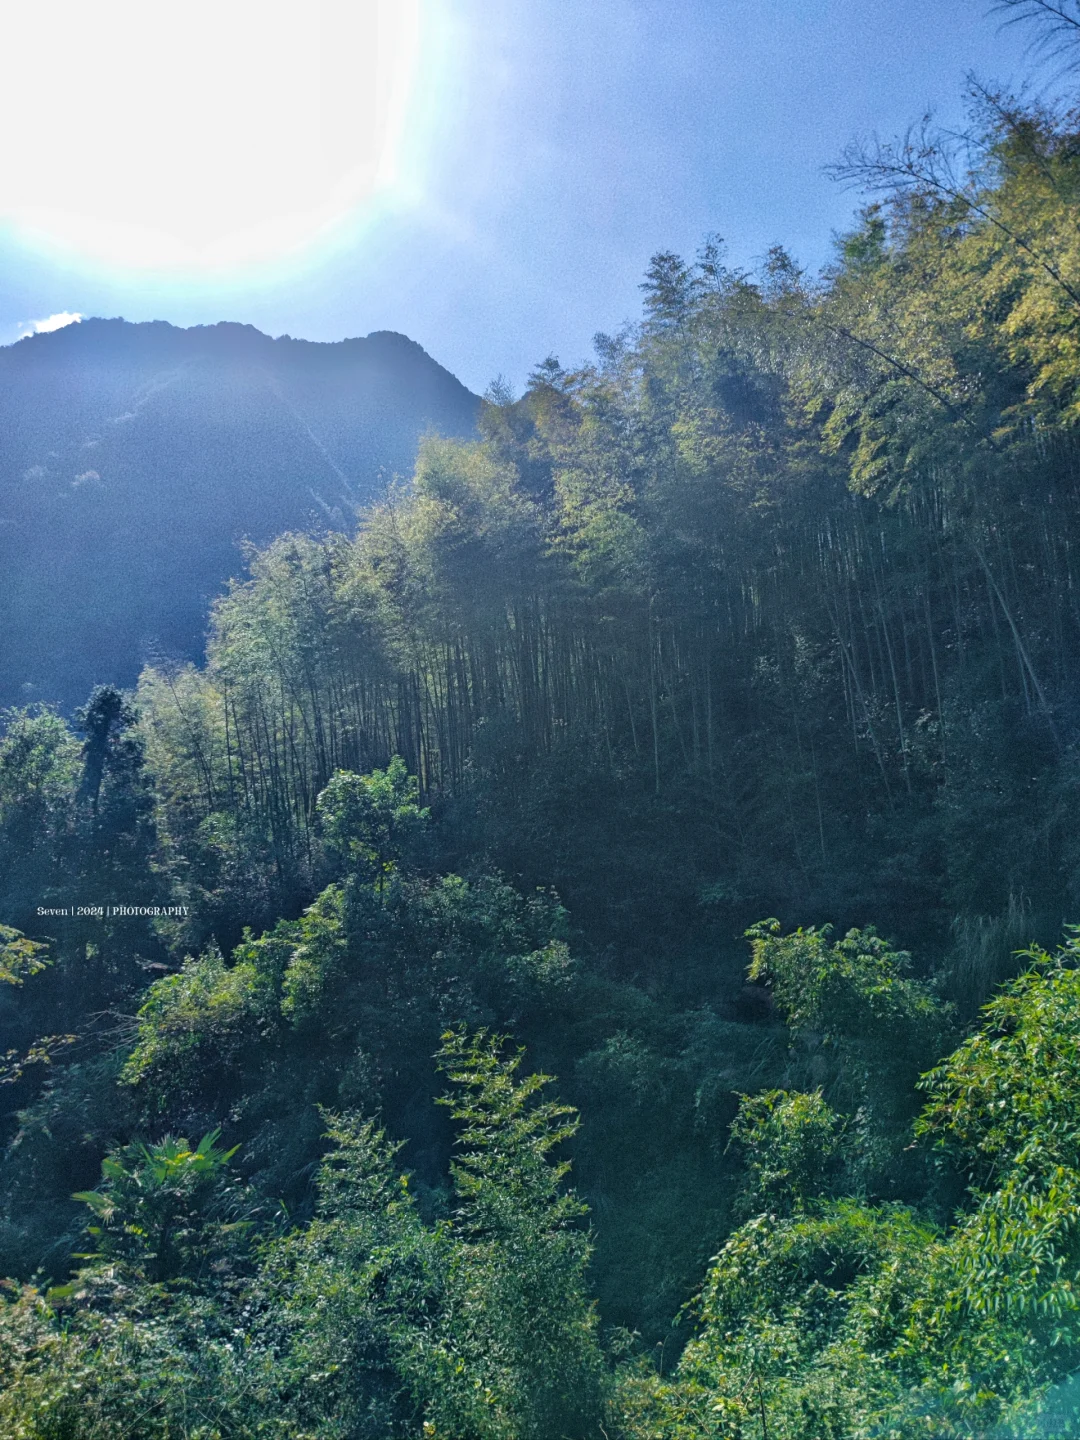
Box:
745, 919, 941, 1045
316, 757, 429, 883
0, 708, 79, 930
0, 927, 49, 987
253, 1034, 606, 1438
669, 1201, 934, 1438
614, 935, 1080, 1439
428, 1029, 606, 1439
0, 1281, 250, 1440
121, 943, 277, 1100
247, 1112, 437, 1438
119, 827, 577, 1170
277, 884, 349, 1023
917, 929, 1080, 1185
36, 1035, 604, 1439
745, 920, 948, 1192
69, 1128, 251, 1288
730, 1088, 844, 1214
895, 934, 1080, 1429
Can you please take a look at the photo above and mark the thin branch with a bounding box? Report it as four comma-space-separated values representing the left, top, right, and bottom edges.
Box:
994, 0, 1080, 71
964, 75, 1076, 210
820, 318, 1003, 450
832, 130, 1080, 312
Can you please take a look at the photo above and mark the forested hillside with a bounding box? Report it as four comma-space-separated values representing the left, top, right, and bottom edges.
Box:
5, 75, 1080, 1438
0, 319, 479, 711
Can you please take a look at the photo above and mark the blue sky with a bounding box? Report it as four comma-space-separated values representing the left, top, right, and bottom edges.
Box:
0, 0, 1057, 393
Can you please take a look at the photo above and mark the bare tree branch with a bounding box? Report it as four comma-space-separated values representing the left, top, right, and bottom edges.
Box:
831, 126, 1080, 311
993, 1, 1080, 72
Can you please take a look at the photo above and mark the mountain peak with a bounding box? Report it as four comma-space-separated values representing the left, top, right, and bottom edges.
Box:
0, 317, 480, 709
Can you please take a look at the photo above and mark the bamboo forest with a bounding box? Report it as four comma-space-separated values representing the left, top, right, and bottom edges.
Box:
8, 51, 1080, 1440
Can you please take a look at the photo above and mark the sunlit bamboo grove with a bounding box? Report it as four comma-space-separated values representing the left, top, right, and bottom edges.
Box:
139, 93, 1080, 945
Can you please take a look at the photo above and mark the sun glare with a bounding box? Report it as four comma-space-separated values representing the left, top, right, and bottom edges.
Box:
0, 0, 421, 272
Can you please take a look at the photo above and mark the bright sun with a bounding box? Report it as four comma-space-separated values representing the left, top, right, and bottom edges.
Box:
0, 0, 421, 272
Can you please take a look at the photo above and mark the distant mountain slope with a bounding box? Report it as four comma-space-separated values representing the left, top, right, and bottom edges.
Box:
0, 319, 480, 710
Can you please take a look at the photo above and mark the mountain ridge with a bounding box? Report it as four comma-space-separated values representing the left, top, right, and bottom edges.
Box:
0, 317, 481, 710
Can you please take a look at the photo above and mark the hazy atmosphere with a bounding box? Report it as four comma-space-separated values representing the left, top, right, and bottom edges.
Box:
0, 0, 1055, 388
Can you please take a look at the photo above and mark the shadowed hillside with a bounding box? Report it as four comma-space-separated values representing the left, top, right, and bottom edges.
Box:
0, 319, 479, 710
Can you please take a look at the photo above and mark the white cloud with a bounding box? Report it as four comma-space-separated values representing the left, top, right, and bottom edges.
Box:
19, 311, 81, 336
